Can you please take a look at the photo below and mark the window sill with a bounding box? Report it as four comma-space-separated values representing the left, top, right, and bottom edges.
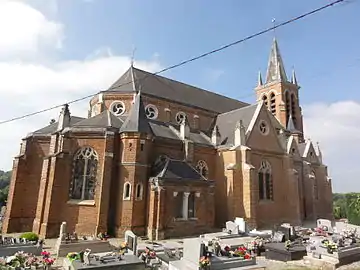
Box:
135, 198, 143, 201
174, 217, 198, 222
258, 199, 274, 204
67, 200, 95, 206
123, 198, 131, 201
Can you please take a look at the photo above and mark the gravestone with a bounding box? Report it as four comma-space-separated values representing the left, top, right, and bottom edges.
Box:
317, 219, 333, 232
273, 231, 285, 243
225, 221, 239, 235
182, 238, 204, 265
124, 230, 138, 255
59, 221, 67, 241
83, 249, 91, 265
234, 217, 246, 233
279, 225, 291, 241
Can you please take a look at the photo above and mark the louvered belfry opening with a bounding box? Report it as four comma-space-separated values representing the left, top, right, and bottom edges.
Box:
270, 92, 276, 115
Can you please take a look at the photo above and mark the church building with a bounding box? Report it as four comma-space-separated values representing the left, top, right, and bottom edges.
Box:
3, 39, 333, 240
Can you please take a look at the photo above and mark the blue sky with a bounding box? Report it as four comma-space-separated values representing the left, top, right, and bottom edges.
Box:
0, 0, 359, 192
50, 0, 360, 104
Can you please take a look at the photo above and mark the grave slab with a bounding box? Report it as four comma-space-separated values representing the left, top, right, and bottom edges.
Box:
265, 243, 307, 262
63, 254, 145, 270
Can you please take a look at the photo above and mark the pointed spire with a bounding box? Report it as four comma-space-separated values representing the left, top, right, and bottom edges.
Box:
316, 142, 323, 163
120, 92, 153, 134
287, 114, 301, 134
234, 120, 246, 146
291, 68, 298, 85
265, 38, 288, 84
257, 71, 263, 87
57, 104, 71, 131
211, 125, 221, 145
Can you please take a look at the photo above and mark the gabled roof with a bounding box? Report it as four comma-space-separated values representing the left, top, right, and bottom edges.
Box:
154, 158, 208, 182
29, 116, 85, 137
287, 114, 301, 134
120, 92, 153, 134
215, 104, 258, 145
105, 66, 248, 113
72, 110, 123, 129
265, 38, 288, 83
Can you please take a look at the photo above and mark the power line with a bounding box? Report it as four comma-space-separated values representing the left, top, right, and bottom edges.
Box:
0, 0, 348, 125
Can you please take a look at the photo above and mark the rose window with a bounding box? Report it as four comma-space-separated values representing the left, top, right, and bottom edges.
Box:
145, 104, 158, 119
176, 112, 187, 124
110, 101, 125, 116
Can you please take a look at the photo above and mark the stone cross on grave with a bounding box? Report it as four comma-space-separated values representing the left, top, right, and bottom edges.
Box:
83, 249, 92, 265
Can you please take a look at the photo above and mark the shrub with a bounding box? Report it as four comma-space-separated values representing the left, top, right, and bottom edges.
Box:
20, 232, 39, 242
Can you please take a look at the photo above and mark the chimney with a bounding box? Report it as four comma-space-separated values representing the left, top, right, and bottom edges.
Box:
234, 120, 246, 146
57, 104, 71, 131
180, 116, 190, 140
211, 125, 221, 145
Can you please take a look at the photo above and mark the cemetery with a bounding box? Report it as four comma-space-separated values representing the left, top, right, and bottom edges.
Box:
1, 218, 360, 269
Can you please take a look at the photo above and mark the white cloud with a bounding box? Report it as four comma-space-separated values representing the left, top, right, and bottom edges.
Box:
0, 0, 63, 58
0, 0, 161, 171
303, 101, 360, 193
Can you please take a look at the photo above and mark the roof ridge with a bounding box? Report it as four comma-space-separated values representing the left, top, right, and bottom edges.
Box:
132, 67, 249, 106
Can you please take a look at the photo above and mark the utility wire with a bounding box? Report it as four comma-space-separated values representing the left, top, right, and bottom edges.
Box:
0, 0, 348, 125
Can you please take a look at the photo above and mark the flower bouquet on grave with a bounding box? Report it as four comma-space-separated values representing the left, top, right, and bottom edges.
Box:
66, 252, 80, 263
322, 239, 337, 254
199, 256, 211, 269
97, 232, 109, 241
220, 246, 231, 257
284, 240, 292, 250
40, 251, 55, 270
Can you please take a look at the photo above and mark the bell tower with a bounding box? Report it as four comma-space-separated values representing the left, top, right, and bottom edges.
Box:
255, 38, 304, 140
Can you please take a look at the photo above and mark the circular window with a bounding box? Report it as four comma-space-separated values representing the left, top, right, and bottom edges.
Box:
145, 104, 158, 119
259, 120, 269, 135
175, 112, 187, 124
110, 101, 125, 116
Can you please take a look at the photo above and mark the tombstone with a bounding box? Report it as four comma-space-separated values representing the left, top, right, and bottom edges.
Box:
273, 231, 285, 243
234, 217, 246, 233
225, 221, 239, 235
83, 249, 92, 265
317, 219, 333, 232
124, 230, 138, 255
182, 238, 204, 265
59, 221, 67, 241
279, 225, 291, 241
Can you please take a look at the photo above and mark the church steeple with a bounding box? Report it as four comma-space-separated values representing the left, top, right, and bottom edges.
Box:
255, 39, 304, 141
265, 38, 288, 84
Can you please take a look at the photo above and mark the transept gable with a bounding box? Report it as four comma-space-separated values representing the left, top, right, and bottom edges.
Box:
245, 102, 285, 153
287, 135, 301, 159
302, 140, 320, 164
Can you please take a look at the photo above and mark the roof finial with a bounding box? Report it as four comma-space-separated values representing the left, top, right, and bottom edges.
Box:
291, 67, 298, 86
272, 18, 276, 39
130, 46, 137, 67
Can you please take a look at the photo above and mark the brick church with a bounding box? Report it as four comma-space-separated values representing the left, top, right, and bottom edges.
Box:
3, 39, 333, 240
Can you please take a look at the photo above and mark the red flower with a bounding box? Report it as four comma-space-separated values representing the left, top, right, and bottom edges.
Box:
244, 253, 251, 260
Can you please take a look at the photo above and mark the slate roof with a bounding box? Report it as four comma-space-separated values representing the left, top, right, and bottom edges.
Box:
215, 104, 258, 145
31, 116, 85, 136
72, 110, 123, 129
266, 38, 288, 83
154, 158, 208, 182
120, 92, 153, 134
105, 66, 248, 113
286, 114, 302, 134
298, 143, 307, 156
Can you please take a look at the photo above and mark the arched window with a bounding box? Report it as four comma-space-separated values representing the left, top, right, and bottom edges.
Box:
135, 184, 143, 200
123, 182, 131, 200
262, 94, 268, 108
196, 160, 208, 178
285, 91, 290, 125
70, 147, 98, 200
311, 171, 318, 200
270, 92, 276, 115
291, 93, 297, 128
258, 160, 273, 200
